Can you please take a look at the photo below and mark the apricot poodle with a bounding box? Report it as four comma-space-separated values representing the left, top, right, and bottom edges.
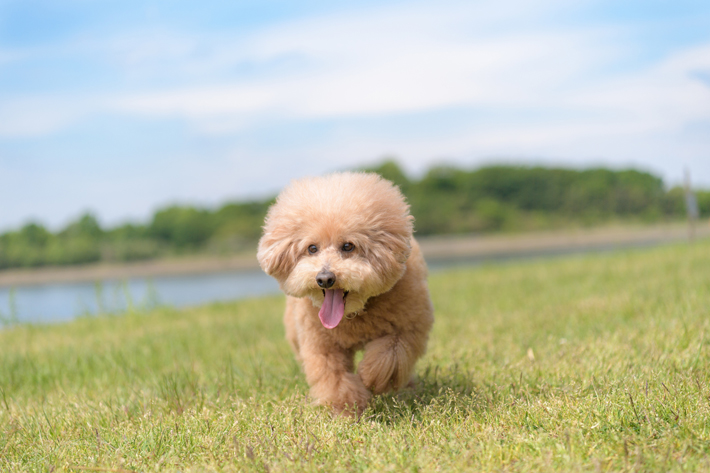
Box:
257, 172, 434, 415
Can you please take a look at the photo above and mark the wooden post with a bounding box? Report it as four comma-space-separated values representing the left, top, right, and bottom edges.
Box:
684, 168, 699, 243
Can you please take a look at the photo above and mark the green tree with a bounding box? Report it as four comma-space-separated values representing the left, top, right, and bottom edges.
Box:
361, 159, 412, 195
149, 206, 215, 248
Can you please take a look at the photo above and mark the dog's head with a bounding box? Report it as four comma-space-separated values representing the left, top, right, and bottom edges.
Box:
257, 172, 413, 329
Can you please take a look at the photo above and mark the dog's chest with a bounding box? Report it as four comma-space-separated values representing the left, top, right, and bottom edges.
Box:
330, 308, 396, 348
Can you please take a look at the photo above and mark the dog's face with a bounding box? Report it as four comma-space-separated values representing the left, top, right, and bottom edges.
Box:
257, 172, 413, 329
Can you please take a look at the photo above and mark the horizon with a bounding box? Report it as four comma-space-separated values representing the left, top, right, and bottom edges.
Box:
0, 160, 702, 233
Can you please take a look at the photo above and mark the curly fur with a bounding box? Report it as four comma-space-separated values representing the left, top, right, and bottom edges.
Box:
258, 172, 434, 415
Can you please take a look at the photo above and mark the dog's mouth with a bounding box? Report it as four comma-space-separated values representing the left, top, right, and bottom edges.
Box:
318, 289, 349, 329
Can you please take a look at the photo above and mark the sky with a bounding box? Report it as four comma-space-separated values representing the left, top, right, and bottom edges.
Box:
1, 0, 709, 231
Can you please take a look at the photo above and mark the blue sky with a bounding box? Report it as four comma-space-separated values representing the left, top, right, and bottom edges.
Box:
1, 0, 709, 231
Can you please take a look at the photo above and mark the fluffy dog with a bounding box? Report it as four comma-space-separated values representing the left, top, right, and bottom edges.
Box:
257, 172, 434, 415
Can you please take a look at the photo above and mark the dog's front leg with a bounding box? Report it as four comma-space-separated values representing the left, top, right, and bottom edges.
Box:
300, 342, 371, 416
358, 331, 426, 394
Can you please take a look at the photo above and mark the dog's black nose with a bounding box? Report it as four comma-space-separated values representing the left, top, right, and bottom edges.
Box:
316, 270, 336, 289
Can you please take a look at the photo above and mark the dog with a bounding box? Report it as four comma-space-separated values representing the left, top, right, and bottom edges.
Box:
257, 172, 434, 415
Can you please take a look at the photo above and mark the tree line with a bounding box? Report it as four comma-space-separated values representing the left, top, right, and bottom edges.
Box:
1, 161, 708, 269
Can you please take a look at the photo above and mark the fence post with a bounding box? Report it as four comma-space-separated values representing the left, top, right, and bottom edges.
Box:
684, 168, 699, 243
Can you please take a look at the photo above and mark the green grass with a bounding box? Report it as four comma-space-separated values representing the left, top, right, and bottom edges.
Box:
2, 240, 710, 472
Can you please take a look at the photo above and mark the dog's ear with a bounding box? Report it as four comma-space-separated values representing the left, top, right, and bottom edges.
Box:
367, 215, 414, 283
378, 224, 412, 264
257, 232, 300, 279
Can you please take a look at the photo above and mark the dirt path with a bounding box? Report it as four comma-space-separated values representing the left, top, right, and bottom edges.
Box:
418, 222, 710, 261
0, 222, 707, 287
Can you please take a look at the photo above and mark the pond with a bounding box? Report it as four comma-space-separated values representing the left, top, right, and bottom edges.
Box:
0, 269, 280, 325
0, 240, 667, 325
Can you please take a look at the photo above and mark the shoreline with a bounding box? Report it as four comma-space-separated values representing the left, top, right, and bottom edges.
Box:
0, 254, 261, 288
418, 222, 709, 261
0, 222, 707, 288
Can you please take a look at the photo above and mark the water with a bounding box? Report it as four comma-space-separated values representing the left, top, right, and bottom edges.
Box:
0, 269, 280, 325
0, 239, 679, 325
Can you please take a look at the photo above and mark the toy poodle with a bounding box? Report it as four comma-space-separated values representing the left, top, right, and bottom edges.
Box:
257, 172, 434, 415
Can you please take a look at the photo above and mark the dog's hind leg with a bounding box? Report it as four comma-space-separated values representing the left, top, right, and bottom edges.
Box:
358, 331, 427, 395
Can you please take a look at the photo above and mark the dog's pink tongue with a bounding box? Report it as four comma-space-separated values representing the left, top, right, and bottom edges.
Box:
319, 289, 345, 329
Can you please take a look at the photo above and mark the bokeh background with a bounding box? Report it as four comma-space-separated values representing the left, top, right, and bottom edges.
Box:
1, 0, 709, 269
0, 0, 710, 320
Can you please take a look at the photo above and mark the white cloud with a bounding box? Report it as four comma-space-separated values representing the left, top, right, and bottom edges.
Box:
0, 96, 92, 137
97, 0, 708, 150
0, 0, 606, 135
109, 2, 619, 123
0, 0, 708, 191
110, 84, 277, 117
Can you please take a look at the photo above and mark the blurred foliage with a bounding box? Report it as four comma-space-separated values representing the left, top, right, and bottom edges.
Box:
0, 161, 708, 270
364, 160, 709, 234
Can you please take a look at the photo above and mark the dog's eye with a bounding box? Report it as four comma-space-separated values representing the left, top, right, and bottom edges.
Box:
342, 242, 355, 252
308, 245, 318, 254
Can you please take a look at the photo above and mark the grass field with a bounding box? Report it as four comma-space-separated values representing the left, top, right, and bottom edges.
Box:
1, 240, 709, 472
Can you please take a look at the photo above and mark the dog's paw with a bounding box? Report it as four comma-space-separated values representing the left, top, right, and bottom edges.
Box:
333, 372, 371, 417
311, 372, 371, 417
